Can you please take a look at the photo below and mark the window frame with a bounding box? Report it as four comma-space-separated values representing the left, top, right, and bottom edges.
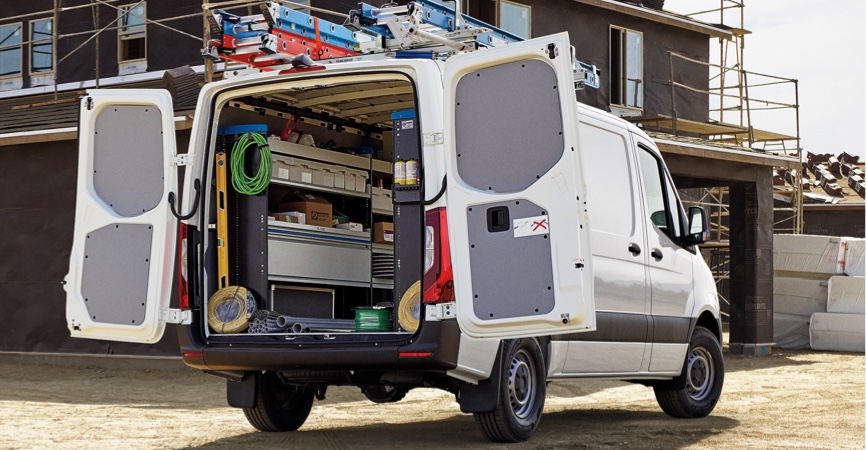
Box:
637, 144, 687, 248
0, 22, 23, 80
609, 25, 644, 112
118, 2, 147, 64
498, 0, 531, 40
29, 18, 53, 76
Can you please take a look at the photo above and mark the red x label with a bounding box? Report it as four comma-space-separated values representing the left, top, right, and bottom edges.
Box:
532, 220, 548, 231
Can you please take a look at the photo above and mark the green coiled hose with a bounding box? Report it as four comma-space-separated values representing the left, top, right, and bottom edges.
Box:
230, 132, 271, 195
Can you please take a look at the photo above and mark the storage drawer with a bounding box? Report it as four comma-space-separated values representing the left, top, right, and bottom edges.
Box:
268, 235, 371, 283
372, 187, 392, 212
272, 155, 299, 181
345, 167, 369, 193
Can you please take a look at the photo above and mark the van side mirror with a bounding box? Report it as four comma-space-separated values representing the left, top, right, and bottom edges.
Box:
685, 206, 710, 246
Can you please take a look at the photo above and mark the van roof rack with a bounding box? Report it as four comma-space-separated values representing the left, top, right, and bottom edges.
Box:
203, 1, 600, 89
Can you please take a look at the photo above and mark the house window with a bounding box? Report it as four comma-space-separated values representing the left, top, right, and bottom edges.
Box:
30, 19, 53, 73
0, 23, 22, 78
118, 3, 146, 62
499, 1, 530, 39
610, 26, 643, 109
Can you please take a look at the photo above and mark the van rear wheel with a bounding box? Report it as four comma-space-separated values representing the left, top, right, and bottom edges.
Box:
654, 326, 724, 418
243, 371, 315, 432
474, 338, 546, 443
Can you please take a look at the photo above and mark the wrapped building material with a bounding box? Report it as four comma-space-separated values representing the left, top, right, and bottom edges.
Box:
773, 277, 828, 316
773, 234, 843, 276
840, 238, 865, 276
809, 312, 865, 352
827, 276, 865, 314
773, 313, 812, 349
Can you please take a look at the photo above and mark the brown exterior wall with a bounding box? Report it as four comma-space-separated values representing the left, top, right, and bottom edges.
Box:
464, 0, 711, 121
0, 137, 185, 356
802, 208, 866, 238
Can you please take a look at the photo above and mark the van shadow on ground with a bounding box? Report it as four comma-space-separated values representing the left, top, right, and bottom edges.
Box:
190, 409, 740, 450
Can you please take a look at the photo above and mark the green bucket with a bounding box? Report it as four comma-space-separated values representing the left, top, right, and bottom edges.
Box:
354, 307, 393, 332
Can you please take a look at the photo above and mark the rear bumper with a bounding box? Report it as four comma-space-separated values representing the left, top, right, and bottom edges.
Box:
178, 317, 460, 372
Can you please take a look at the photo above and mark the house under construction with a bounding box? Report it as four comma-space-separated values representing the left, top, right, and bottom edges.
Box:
0, 0, 861, 360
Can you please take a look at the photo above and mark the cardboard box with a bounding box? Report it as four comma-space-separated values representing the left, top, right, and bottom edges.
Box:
336, 222, 363, 232
274, 211, 305, 224
279, 193, 332, 228
373, 222, 394, 244
274, 213, 300, 224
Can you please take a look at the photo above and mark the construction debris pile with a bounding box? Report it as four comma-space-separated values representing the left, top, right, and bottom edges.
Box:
776, 151, 865, 202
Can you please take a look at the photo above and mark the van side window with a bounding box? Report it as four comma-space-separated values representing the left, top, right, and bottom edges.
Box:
663, 171, 684, 239
637, 145, 682, 243
579, 123, 634, 236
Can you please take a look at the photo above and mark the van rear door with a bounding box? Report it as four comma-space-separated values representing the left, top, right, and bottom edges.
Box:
65, 90, 179, 343
443, 33, 595, 338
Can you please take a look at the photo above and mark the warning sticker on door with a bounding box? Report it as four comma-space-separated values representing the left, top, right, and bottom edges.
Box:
513, 215, 549, 238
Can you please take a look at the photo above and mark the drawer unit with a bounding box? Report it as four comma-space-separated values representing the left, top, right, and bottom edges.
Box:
268, 231, 371, 285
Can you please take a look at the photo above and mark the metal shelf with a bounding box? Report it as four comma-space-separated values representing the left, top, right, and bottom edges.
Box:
269, 138, 392, 174
270, 178, 370, 199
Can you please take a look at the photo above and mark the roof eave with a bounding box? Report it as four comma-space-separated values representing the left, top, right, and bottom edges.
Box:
571, 0, 733, 39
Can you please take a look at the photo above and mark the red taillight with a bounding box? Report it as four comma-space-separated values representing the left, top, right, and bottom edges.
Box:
423, 208, 454, 304
398, 352, 432, 358
183, 351, 203, 358
178, 222, 189, 310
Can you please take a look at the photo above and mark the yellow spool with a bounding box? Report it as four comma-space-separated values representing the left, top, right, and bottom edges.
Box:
398, 281, 422, 332
208, 286, 256, 333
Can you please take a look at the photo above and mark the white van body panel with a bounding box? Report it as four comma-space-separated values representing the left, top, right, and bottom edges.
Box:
65, 90, 178, 343
442, 32, 595, 339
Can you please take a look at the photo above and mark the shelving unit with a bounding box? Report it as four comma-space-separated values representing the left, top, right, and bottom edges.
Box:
266, 136, 396, 300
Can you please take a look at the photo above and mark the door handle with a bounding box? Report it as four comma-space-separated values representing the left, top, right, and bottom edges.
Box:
651, 248, 663, 261
628, 243, 641, 256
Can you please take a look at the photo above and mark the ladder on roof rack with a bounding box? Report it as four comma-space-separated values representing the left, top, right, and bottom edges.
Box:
203, 1, 600, 89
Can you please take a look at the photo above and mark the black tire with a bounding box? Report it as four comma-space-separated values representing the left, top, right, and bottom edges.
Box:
474, 338, 546, 443
361, 384, 409, 403
243, 371, 315, 432
654, 326, 724, 418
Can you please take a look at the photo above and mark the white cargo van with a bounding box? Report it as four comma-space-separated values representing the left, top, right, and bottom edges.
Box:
64, 31, 722, 442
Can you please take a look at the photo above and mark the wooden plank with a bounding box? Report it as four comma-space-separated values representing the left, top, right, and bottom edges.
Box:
750, 128, 797, 142
629, 115, 748, 135
11, 97, 78, 110
656, 140, 801, 169
0, 130, 78, 146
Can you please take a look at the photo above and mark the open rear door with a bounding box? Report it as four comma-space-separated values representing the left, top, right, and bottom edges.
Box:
444, 32, 595, 339
65, 90, 178, 343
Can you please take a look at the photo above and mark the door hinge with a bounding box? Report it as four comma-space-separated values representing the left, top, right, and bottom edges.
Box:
426, 302, 456, 321
163, 309, 192, 325
171, 154, 192, 167
84, 96, 94, 110
547, 43, 559, 59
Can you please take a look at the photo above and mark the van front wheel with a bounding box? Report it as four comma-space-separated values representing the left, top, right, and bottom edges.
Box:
243, 371, 315, 432
474, 338, 546, 443
654, 326, 724, 418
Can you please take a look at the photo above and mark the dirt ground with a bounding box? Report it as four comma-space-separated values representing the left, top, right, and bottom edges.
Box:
0, 347, 863, 450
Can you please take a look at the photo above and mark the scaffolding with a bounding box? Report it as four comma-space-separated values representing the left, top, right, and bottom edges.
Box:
0, 1, 324, 97
629, 1, 803, 243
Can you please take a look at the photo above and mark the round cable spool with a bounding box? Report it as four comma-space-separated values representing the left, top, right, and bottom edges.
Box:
355, 307, 393, 332
398, 281, 421, 332
208, 286, 257, 333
